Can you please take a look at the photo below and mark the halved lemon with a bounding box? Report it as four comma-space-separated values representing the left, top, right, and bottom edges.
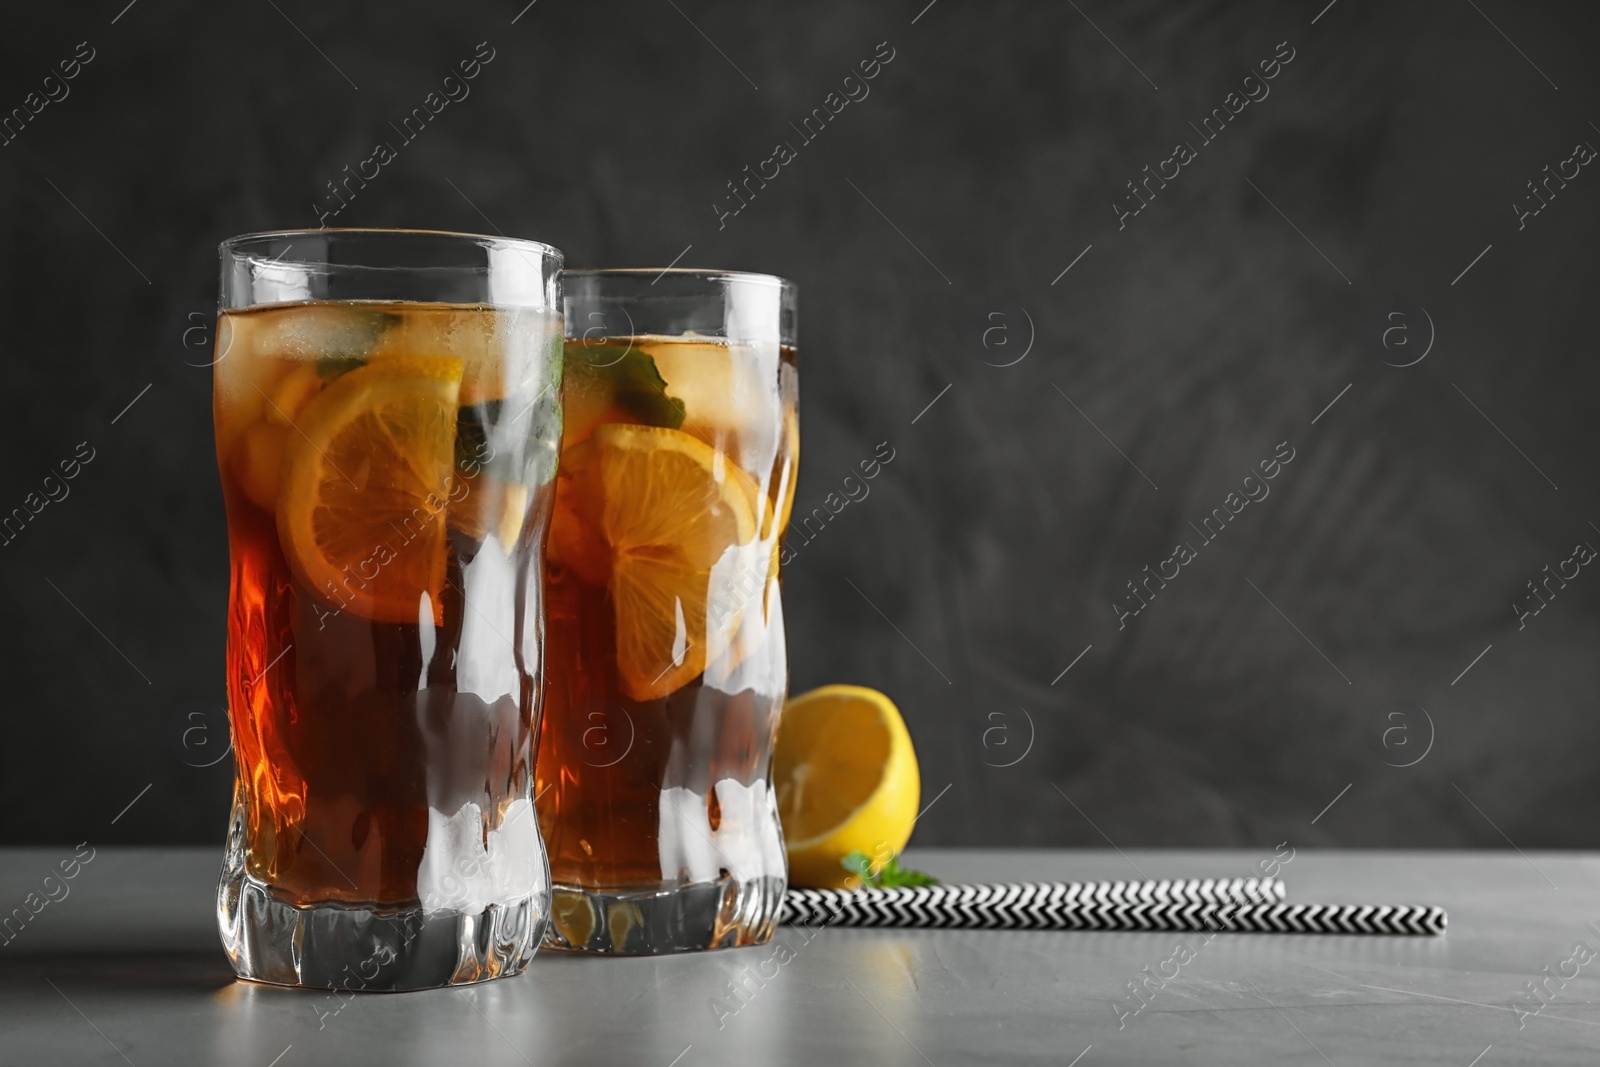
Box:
276, 355, 464, 625
774, 685, 921, 889
567, 424, 759, 701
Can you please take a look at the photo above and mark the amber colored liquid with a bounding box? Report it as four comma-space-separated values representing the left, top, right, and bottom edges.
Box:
535, 339, 797, 889
215, 301, 560, 907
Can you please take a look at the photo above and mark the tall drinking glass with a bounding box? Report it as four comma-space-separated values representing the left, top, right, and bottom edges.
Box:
212, 229, 564, 990
536, 269, 798, 954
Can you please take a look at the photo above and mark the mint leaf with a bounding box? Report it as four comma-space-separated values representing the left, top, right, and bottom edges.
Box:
565, 342, 685, 430
841, 851, 875, 884
316, 356, 367, 381
838, 851, 937, 889
455, 395, 561, 488
876, 855, 937, 888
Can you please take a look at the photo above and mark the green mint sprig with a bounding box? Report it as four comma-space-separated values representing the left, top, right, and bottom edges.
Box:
841, 851, 937, 889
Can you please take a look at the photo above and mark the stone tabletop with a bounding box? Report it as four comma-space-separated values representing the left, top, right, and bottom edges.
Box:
0, 847, 1593, 1065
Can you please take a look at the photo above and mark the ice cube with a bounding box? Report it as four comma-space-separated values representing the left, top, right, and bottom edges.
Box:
252, 304, 399, 361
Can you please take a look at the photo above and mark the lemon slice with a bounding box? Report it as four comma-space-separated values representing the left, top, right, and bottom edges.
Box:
639, 340, 757, 430
233, 421, 290, 512
264, 362, 326, 426
447, 473, 530, 549
772, 403, 799, 544
568, 424, 758, 700
774, 685, 921, 889
546, 442, 612, 587
276, 355, 463, 625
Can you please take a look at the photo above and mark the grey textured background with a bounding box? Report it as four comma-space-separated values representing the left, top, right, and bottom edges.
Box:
1, 0, 1596, 850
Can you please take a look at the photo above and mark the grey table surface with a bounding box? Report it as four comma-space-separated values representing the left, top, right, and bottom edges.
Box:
0, 847, 1593, 1066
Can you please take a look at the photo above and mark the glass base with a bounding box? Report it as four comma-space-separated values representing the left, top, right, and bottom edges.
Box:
543, 876, 785, 955
218, 867, 545, 991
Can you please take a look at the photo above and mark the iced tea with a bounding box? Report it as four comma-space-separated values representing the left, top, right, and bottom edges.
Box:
535, 271, 798, 954
211, 229, 564, 990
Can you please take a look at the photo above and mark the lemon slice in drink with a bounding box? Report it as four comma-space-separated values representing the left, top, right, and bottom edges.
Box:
277, 356, 463, 625
638, 341, 759, 430
569, 424, 759, 701
773, 403, 799, 541
774, 685, 922, 889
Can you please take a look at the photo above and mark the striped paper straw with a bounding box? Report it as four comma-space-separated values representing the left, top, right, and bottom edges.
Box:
781, 883, 1445, 936
782, 878, 1284, 927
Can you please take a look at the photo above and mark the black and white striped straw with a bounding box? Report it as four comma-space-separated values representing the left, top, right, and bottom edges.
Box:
780, 881, 1445, 936
782, 878, 1282, 927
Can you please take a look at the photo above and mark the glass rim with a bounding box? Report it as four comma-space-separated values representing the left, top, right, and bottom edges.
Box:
563, 267, 794, 291
219, 227, 563, 264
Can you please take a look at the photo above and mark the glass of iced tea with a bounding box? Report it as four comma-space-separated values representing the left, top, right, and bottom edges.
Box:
536, 269, 798, 954
212, 229, 564, 990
